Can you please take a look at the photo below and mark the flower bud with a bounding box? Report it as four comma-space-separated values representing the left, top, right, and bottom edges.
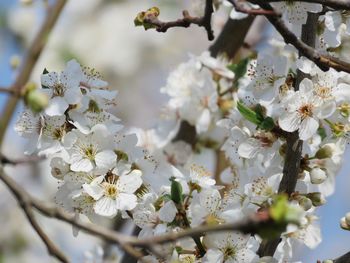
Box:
340, 217, 350, 230
26, 89, 49, 113
310, 167, 327, 184
10, 55, 20, 70
306, 192, 326, 207
23, 82, 49, 113
315, 145, 333, 159
298, 196, 312, 211
345, 212, 350, 226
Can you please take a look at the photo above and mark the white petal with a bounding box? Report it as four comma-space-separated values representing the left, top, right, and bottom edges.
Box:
159, 201, 177, 223
317, 101, 336, 119
230, 8, 248, 20
45, 96, 69, 116
334, 83, 350, 102
115, 193, 138, 211
238, 138, 261, 159
83, 183, 104, 200
117, 172, 143, 193
94, 197, 118, 217
279, 112, 300, 132
71, 158, 94, 172
65, 87, 82, 105
299, 117, 319, 140
196, 108, 211, 133
299, 78, 314, 95
41, 72, 58, 88
95, 150, 116, 170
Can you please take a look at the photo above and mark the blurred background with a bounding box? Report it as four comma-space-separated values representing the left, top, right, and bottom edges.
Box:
0, 0, 349, 262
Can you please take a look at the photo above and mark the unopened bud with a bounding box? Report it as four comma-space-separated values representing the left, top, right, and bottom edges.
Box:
219, 99, 234, 113
10, 55, 21, 70
306, 192, 326, 207
310, 168, 327, 184
315, 145, 333, 159
147, 6, 160, 16
23, 83, 48, 113
345, 212, 350, 226
340, 217, 350, 230
298, 196, 312, 211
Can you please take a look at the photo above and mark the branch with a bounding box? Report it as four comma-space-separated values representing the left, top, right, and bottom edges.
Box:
128, 210, 272, 248
0, 0, 67, 147
0, 169, 144, 260
252, 0, 350, 10
254, 2, 350, 74
333, 251, 350, 263
229, 0, 280, 16
0, 167, 284, 260
143, 0, 214, 40
0, 87, 17, 96
257, 11, 318, 257
0, 153, 45, 165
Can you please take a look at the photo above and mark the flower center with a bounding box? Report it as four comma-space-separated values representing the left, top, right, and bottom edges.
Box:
83, 144, 97, 160
298, 104, 313, 119
52, 83, 66, 97
222, 245, 237, 260
315, 86, 332, 99
104, 184, 118, 198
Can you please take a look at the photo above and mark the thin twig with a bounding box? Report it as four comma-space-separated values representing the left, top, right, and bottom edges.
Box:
0, 87, 17, 95
143, 0, 214, 40
257, 11, 318, 257
0, 0, 67, 147
0, 168, 278, 260
254, 1, 350, 74
0, 153, 45, 165
252, 0, 350, 10
0, 169, 144, 260
229, 0, 280, 16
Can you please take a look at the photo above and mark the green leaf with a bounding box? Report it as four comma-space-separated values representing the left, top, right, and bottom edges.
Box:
317, 127, 327, 141
170, 177, 183, 204
269, 195, 302, 226
258, 117, 275, 131
227, 58, 250, 84
237, 101, 261, 125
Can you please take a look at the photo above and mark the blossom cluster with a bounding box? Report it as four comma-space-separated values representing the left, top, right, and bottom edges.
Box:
14, 3, 350, 263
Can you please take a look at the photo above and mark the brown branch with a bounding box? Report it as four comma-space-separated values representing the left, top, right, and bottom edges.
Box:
0, 153, 45, 165
333, 251, 350, 263
0, 169, 144, 260
128, 210, 272, 247
143, 0, 214, 40
252, 0, 350, 10
0, 168, 68, 262
209, 16, 255, 58
228, 0, 280, 16
0, 87, 17, 95
257, 11, 318, 257
253, 1, 350, 74
0, 0, 67, 147
0, 167, 282, 260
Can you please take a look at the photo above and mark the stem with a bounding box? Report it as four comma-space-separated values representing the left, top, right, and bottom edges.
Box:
257, 12, 319, 257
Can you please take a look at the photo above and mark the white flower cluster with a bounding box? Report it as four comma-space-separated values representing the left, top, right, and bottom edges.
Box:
16, 60, 145, 220
15, 6, 350, 262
